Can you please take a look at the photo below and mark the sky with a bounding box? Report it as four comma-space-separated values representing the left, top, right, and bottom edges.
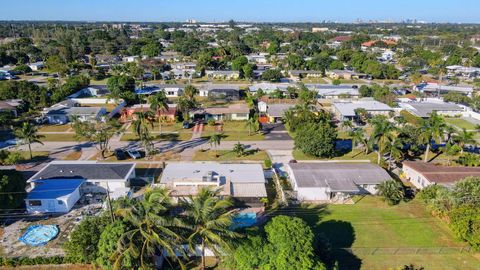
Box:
1, 0, 480, 23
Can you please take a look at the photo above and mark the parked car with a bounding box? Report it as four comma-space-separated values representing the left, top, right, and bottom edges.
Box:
126, 149, 142, 159
114, 148, 127, 160
182, 121, 191, 129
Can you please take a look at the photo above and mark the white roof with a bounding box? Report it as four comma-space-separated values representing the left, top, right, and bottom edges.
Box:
161, 162, 265, 184
333, 101, 393, 117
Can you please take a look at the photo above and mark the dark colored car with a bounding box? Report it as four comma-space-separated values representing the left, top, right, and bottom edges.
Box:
114, 148, 127, 160
182, 121, 191, 129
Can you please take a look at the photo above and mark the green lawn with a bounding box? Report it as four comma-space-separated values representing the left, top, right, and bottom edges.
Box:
287, 196, 480, 269
445, 118, 478, 130
38, 124, 72, 132
203, 121, 265, 141
121, 132, 192, 142
293, 149, 378, 163
192, 149, 269, 162
40, 133, 78, 141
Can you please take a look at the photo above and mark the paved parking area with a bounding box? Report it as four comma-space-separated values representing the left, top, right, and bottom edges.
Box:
262, 123, 292, 141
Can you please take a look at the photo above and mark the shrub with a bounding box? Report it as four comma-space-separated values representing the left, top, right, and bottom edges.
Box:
264, 159, 272, 169
376, 180, 405, 205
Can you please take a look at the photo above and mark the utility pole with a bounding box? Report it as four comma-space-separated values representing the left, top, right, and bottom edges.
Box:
106, 183, 115, 223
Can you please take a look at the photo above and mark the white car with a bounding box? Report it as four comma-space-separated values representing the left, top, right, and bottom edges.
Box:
126, 149, 141, 159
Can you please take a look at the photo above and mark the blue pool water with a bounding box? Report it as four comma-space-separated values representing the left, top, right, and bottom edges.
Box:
19, 225, 59, 246
232, 212, 257, 229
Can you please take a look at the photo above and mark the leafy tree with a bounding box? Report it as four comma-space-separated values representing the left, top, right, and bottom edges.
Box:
71, 118, 121, 159
45, 55, 68, 76
0, 170, 26, 210
242, 64, 255, 79
264, 216, 326, 270
107, 75, 136, 103
183, 85, 199, 101
231, 56, 248, 71
376, 180, 404, 205
64, 216, 109, 263
359, 85, 374, 97
443, 143, 462, 165
141, 42, 162, 58
261, 69, 282, 82
295, 122, 337, 158
245, 114, 259, 136
96, 221, 136, 270
14, 122, 43, 160
181, 188, 241, 270
12, 64, 32, 74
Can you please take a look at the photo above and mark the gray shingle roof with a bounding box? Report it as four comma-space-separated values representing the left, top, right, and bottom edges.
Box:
30, 161, 135, 181
289, 163, 391, 189
401, 102, 463, 118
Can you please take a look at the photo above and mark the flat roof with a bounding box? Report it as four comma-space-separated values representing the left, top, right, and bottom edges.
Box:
333, 101, 393, 117
404, 161, 480, 186
27, 179, 84, 200
46, 106, 104, 116
267, 103, 296, 118
29, 161, 135, 182
289, 163, 391, 190
161, 162, 265, 184
400, 102, 463, 118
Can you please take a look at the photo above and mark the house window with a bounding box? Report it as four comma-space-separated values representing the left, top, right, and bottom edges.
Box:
168, 91, 175, 95
58, 200, 64, 205
94, 182, 100, 186
28, 200, 42, 206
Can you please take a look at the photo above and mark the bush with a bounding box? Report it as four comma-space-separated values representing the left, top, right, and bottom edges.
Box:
294, 122, 337, 158
458, 153, 480, 167
264, 159, 272, 169
0, 256, 67, 267
208, 119, 216, 126
376, 180, 404, 205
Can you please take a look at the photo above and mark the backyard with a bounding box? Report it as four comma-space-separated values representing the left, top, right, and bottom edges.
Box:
445, 117, 478, 130
285, 196, 480, 269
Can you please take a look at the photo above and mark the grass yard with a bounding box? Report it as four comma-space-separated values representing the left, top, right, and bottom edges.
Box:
203, 121, 265, 141
192, 149, 269, 162
120, 132, 192, 141
287, 196, 480, 270
40, 133, 78, 141
38, 124, 72, 132
62, 150, 82, 160
293, 149, 378, 163
445, 117, 478, 130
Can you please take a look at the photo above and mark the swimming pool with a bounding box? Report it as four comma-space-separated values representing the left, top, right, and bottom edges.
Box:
232, 212, 257, 229
19, 225, 59, 246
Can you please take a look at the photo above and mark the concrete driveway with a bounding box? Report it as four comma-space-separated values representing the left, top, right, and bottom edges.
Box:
262, 123, 292, 141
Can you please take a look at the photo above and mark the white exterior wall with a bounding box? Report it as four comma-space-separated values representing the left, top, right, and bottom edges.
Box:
403, 166, 431, 189
26, 188, 81, 213
231, 113, 249, 120
297, 187, 330, 201
81, 179, 130, 193
199, 90, 210, 97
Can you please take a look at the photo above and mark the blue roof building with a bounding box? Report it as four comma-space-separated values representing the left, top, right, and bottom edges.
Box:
25, 179, 85, 214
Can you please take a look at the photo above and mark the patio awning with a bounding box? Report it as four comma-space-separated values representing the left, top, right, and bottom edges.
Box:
326, 179, 360, 193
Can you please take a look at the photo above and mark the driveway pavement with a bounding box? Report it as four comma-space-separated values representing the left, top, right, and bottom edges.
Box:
262, 123, 292, 141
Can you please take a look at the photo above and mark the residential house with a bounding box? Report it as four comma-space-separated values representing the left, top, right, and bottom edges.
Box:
28, 61, 44, 71
159, 162, 267, 204
42, 100, 107, 124
249, 82, 294, 95
287, 163, 391, 202
0, 99, 21, 117
399, 101, 464, 118
199, 85, 240, 101
414, 83, 474, 97
136, 84, 184, 97
25, 161, 136, 213
289, 70, 323, 79
306, 84, 360, 99
121, 104, 177, 123
446, 65, 480, 80
260, 103, 296, 123
332, 100, 393, 121
326, 70, 368, 80
402, 161, 480, 189
191, 103, 250, 121
205, 70, 240, 80
246, 53, 269, 64
123, 55, 140, 63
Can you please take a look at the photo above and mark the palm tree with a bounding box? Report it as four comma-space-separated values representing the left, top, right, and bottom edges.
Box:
419, 112, 446, 162
15, 122, 44, 160
180, 188, 242, 270
132, 110, 156, 157
377, 180, 404, 205
453, 128, 475, 155
233, 142, 245, 157
370, 116, 396, 165
245, 115, 259, 136
183, 85, 199, 101
113, 188, 186, 270
349, 128, 365, 151
341, 120, 354, 131
148, 91, 169, 134
209, 133, 223, 157
444, 125, 457, 144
